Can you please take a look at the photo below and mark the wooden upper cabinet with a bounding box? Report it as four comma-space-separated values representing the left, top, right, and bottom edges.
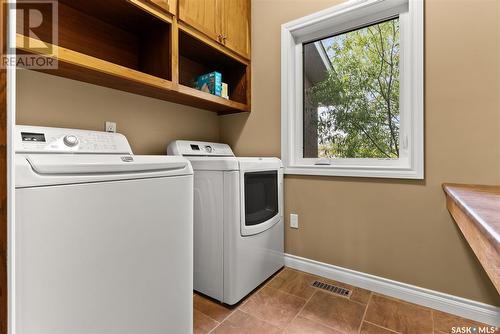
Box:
178, 0, 222, 43
221, 0, 250, 59
178, 0, 250, 59
143, 0, 177, 15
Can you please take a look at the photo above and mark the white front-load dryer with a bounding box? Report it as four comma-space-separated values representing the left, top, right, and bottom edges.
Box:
168, 140, 284, 305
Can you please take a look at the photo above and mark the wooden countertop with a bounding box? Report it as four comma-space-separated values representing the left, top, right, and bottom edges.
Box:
443, 184, 500, 294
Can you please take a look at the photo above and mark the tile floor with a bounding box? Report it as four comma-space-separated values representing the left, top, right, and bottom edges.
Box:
193, 267, 497, 334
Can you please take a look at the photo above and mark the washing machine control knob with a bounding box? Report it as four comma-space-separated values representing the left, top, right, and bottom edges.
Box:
205, 145, 213, 153
63, 135, 79, 147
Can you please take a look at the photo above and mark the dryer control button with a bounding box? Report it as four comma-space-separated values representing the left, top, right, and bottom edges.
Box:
205, 146, 213, 153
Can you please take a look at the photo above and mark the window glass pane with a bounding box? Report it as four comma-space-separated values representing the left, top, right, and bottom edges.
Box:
303, 18, 400, 159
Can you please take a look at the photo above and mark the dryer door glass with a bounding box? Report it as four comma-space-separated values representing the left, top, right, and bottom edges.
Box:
244, 171, 278, 226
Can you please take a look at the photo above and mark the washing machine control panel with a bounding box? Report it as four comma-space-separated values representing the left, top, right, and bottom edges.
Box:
168, 140, 234, 157
16, 126, 133, 154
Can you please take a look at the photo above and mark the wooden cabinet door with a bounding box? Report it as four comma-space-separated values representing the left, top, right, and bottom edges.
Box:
145, 0, 177, 15
221, 0, 250, 58
178, 0, 222, 43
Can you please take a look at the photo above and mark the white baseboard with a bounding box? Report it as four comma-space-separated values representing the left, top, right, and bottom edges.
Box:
284, 253, 500, 326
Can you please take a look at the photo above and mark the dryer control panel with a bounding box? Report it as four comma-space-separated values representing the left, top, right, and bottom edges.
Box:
15, 125, 132, 154
167, 140, 234, 157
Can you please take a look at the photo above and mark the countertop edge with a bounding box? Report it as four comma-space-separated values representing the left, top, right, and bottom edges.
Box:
442, 183, 500, 247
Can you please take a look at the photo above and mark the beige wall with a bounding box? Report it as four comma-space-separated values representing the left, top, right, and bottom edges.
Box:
220, 0, 500, 305
16, 70, 220, 155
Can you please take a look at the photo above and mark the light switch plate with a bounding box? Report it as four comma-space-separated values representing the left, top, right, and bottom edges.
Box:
105, 121, 117, 133
290, 214, 299, 229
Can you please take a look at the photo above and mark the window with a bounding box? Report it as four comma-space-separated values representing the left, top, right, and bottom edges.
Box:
281, 0, 423, 179
304, 18, 401, 159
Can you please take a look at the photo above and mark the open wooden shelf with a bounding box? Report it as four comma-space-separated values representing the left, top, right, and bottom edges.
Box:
17, 33, 173, 92
18, 34, 247, 115
31, 0, 172, 80
16, 0, 250, 114
178, 85, 249, 113
179, 29, 249, 106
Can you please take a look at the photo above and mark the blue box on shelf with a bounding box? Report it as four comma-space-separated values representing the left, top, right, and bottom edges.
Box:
195, 71, 222, 97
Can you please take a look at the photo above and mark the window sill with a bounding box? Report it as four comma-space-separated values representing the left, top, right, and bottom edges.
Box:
284, 165, 424, 180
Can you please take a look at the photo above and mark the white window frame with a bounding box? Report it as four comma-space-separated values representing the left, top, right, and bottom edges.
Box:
281, 0, 424, 179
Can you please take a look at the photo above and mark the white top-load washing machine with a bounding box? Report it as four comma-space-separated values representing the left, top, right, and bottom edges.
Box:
168, 140, 284, 305
15, 126, 194, 334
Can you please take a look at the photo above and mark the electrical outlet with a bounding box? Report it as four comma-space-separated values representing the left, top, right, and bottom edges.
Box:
105, 121, 117, 133
290, 214, 299, 229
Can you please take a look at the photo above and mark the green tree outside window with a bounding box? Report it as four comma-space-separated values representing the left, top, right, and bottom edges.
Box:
305, 18, 400, 159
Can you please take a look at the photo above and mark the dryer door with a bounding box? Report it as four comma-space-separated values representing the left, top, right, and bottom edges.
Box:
239, 160, 283, 236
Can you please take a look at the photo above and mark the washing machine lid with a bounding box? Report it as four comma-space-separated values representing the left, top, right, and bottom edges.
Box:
16, 154, 193, 188
26, 154, 189, 175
